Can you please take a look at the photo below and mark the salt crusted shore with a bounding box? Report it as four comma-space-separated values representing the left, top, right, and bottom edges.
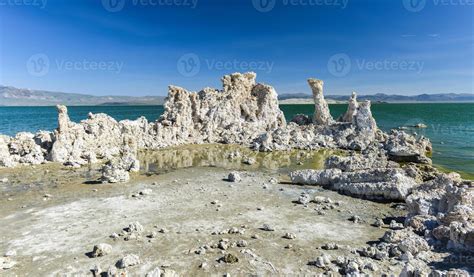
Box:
0, 72, 472, 276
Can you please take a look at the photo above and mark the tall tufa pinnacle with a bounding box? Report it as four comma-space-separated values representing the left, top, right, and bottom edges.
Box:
56, 105, 70, 133
307, 78, 334, 125
341, 92, 359, 123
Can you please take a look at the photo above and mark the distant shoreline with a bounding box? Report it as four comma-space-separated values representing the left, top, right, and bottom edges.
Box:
279, 99, 474, 105
2, 85, 473, 106
278, 98, 474, 105
1, 101, 474, 107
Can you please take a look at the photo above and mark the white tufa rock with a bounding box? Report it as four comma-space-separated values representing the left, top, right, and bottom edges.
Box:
341, 92, 359, 122
91, 243, 112, 257
228, 172, 242, 182
290, 168, 417, 201
117, 254, 140, 269
308, 78, 334, 125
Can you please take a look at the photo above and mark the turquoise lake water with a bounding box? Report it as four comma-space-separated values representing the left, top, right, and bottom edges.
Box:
0, 104, 472, 178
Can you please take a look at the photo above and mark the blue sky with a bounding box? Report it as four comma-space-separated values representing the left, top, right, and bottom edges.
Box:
0, 0, 472, 96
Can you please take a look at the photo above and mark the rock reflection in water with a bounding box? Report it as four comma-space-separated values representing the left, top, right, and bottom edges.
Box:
139, 144, 339, 174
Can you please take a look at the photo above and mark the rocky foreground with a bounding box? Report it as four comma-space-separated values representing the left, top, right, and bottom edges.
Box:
0, 72, 473, 276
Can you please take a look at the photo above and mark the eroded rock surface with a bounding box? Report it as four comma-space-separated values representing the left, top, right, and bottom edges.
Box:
308, 78, 333, 125
340, 92, 358, 123
290, 167, 416, 201
0, 72, 436, 188
406, 174, 474, 253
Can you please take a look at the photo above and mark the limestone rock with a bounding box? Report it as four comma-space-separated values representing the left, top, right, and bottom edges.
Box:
219, 253, 239, 264
0, 135, 16, 167
405, 173, 473, 252
398, 236, 430, 255
308, 254, 331, 268
341, 92, 359, 122
400, 259, 431, 277
0, 256, 16, 270
228, 172, 242, 182
261, 224, 274, 231
291, 114, 312, 125
448, 221, 474, 252
159, 72, 286, 146
308, 78, 333, 125
324, 147, 395, 172
91, 243, 112, 257
125, 222, 144, 234
384, 130, 432, 164
354, 101, 377, 134
101, 159, 131, 183
290, 168, 416, 200
9, 132, 45, 165
117, 254, 140, 269
0, 72, 437, 172
289, 169, 341, 186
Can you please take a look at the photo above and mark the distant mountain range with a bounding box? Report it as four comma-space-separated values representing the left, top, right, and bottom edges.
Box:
1, 85, 473, 106
0, 85, 165, 106
278, 93, 474, 103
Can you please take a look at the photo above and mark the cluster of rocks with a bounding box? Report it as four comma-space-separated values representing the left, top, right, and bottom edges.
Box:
0, 72, 288, 181
405, 174, 473, 253
290, 147, 472, 274
308, 254, 378, 275
1, 72, 431, 181
87, 222, 181, 276
295, 193, 340, 214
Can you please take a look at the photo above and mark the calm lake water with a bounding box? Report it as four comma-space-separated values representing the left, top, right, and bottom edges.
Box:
0, 104, 473, 178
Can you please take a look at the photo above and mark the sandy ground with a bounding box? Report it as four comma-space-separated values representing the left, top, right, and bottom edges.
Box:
1, 145, 411, 276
